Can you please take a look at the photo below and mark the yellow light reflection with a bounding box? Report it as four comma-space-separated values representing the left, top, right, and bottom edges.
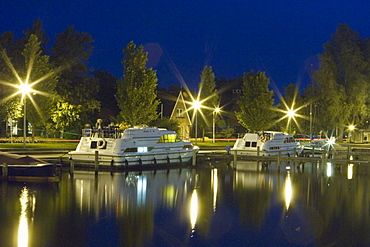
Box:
163, 185, 175, 208
348, 164, 354, 180
18, 187, 29, 247
190, 189, 199, 230
212, 168, 218, 212
284, 173, 292, 210
326, 162, 332, 177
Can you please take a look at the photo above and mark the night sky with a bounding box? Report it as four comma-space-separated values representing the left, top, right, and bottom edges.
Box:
1, 1, 370, 92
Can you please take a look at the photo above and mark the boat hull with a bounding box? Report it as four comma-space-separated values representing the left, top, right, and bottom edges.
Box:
231, 132, 303, 156
69, 150, 195, 165
234, 148, 301, 156
1, 163, 61, 182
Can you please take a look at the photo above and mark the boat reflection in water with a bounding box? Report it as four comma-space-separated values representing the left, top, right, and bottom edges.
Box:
0, 159, 370, 246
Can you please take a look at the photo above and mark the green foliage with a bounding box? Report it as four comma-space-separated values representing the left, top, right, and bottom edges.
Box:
236, 70, 275, 131
23, 19, 49, 53
93, 70, 119, 123
50, 25, 100, 125
50, 100, 81, 138
197, 66, 219, 135
312, 23, 370, 136
22, 34, 58, 134
116, 41, 160, 126
0, 50, 22, 122
149, 117, 180, 133
218, 127, 235, 139
199, 66, 219, 109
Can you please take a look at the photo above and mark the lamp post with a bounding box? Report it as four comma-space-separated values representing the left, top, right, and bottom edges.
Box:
19, 82, 32, 149
23, 96, 27, 148
348, 125, 355, 143
192, 100, 201, 145
213, 107, 220, 143
287, 109, 296, 134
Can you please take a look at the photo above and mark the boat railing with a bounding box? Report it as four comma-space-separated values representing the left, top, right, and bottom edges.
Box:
82, 126, 123, 139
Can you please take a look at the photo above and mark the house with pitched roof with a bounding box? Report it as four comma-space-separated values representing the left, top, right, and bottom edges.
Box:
170, 92, 192, 139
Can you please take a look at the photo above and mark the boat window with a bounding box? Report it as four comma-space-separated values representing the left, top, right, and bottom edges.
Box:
245, 141, 251, 147
124, 148, 137, 153
157, 134, 181, 143
124, 147, 154, 152
138, 147, 148, 153
183, 144, 193, 149
90, 141, 98, 149
252, 142, 257, 147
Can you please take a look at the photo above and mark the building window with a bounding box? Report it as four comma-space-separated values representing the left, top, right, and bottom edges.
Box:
176, 108, 183, 117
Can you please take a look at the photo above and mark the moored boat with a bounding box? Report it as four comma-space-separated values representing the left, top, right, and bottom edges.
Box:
0, 152, 61, 182
69, 125, 198, 165
231, 131, 303, 156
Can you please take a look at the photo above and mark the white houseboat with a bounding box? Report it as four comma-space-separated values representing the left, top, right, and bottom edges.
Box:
231, 131, 303, 156
69, 125, 198, 165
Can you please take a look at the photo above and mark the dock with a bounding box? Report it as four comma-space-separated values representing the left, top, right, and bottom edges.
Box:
0, 145, 369, 175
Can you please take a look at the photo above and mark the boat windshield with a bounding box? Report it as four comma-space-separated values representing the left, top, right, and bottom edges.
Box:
157, 134, 181, 143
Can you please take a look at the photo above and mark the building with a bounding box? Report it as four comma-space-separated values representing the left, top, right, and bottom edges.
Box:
170, 92, 192, 139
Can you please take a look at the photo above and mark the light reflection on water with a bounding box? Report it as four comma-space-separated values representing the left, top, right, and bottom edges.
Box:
0, 160, 369, 246
18, 187, 29, 247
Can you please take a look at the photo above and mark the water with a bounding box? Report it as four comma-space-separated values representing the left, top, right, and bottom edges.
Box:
0, 159, 369, 246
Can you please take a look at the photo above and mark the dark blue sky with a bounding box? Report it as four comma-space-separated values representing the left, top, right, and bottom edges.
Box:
1, 1, 370, 91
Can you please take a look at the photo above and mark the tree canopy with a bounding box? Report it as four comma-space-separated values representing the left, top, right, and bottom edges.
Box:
236, 70, 275, 131
311, 23, 370, 137
50, 25, 100, 127
115, 41, 160, 126
196, 65, 219, 135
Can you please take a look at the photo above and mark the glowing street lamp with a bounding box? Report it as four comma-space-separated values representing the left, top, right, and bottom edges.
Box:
212, 107, 220, 143
286, 109, 297, 134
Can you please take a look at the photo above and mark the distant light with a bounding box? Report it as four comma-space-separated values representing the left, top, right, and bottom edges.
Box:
214, 107, 220, 113
348, 125, 355, 131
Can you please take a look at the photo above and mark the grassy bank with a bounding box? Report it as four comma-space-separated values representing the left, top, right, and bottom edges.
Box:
194, 141, 235, 147
0, 141, 79, 149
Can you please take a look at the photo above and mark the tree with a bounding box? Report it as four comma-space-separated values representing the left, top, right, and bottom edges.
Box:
197, 66, 219, 137
236, 70, 275, 131
22, 34, 58, 137
50, 25, 100, 127
93, 70, 119, 123
23, 19, 49, 54
115, 41, 160, 126
50, 100, 81, 138
312, 23, 370, 138
149, 117, 180, 133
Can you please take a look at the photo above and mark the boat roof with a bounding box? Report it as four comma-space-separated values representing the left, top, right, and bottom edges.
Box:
122, 127, 178, 137
0, 151, 46, 165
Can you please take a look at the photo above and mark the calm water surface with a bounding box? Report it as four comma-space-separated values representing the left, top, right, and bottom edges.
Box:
0, 159, 369, 246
